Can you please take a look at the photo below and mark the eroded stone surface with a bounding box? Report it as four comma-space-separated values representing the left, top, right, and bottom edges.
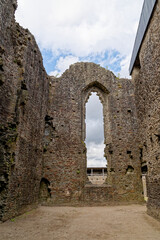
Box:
0, 0, 49, 221
42, 62, 143, 204
132, 0, 160, 220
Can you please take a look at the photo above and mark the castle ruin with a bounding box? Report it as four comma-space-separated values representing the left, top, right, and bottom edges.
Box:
0, 0, 160, 221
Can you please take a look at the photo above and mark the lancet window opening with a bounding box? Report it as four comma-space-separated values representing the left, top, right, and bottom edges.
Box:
85, 91, 106, 168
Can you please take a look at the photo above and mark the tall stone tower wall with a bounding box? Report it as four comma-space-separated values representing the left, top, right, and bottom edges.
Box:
0, 0, 49, 221
131, 0, 160, 220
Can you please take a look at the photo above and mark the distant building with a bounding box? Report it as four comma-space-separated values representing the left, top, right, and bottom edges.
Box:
87, 167, 107, 185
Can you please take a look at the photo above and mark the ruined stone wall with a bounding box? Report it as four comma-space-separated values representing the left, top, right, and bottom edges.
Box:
0, 0, 49, 221
132, 0, 160, 220
105, 77, 143, 201
0, 0, 145, 221
43, 62, 143, 204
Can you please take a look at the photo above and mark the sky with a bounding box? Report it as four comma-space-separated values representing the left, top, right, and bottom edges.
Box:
15, 0, 144, 167
86, 93, 106, 167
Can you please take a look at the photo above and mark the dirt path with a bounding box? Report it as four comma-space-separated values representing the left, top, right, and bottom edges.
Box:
0, 205, 160, 240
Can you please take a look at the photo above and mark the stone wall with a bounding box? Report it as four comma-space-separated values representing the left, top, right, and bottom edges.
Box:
43, 62, 143, 204
0, 0, 145, 222
0, 0, 49, 221
132, 0, 160, 220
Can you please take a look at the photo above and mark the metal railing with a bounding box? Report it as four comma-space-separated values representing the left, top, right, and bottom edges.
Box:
87, 173, 107, 176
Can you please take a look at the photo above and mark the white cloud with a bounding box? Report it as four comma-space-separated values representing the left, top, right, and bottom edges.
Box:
57, 56, 79, 71
85, 93, 104, 143
49, 70, 59, 77
15, 0, 144, 77
120, 55, 132, 78
87, 142, 106, 167
86, 92, 103, 120
49, 55, 79, 76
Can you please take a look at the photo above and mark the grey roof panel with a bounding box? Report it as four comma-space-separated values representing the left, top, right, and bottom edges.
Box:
129, 0, 157, 74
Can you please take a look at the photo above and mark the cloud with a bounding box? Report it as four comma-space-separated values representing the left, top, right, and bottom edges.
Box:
49, 55, 79, 76
120, 55, 132, 79
86, 92, 103, 120
86, 119, 104, 144
86, 142, 106, 167
15, 0, 144, 77
85, 93, 104, 143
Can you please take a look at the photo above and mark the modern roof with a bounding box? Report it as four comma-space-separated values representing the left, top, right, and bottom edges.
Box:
129, 0, 157, 75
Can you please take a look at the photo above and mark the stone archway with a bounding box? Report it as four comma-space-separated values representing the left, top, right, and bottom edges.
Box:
81, 81, 110, 184
81, 81, 110, 144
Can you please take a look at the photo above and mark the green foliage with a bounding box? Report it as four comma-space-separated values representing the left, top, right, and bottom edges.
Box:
81, 141, 86, 147
43, 146, 47, 152
117, 73, 120, 79
8, 123, 17, 131
55, 73, 59, 77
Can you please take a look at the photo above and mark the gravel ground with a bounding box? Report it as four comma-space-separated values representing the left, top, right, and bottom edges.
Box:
0, 205, 160, 240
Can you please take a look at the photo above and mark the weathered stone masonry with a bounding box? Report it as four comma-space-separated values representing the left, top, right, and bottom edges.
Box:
131, 0, 160, 220
0, 0, 160, 222
43, 63, 143, 204
0, 0, 49, 221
